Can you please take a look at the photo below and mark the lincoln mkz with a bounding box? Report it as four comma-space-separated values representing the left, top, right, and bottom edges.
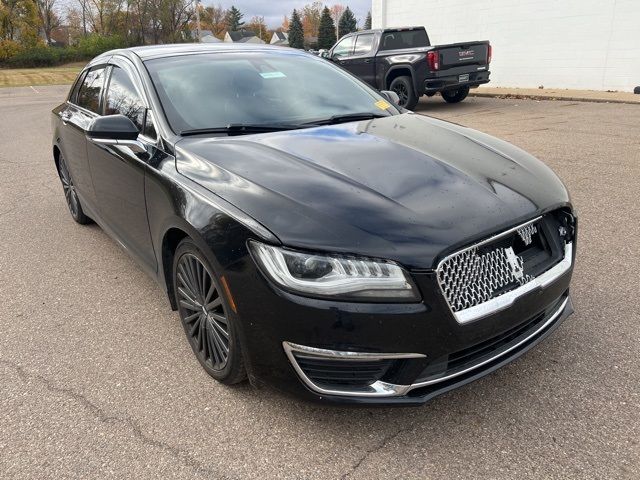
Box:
52, 44, 576, 405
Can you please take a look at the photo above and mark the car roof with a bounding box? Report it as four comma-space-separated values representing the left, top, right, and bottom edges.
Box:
102, 43, 301, 62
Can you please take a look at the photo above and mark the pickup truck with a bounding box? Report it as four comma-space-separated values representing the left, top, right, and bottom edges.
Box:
322, 27, 491, 109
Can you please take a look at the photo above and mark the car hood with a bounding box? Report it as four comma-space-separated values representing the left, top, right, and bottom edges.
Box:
175, 114, 570, 269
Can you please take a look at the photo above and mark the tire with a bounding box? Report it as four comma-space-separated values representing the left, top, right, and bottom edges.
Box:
441, 86, 470, 104
173, 239, 246, 385
389, 76, 419, 110
57, 154, 91, 224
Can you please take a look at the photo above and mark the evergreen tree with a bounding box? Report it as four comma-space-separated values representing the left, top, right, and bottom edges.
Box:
317, 6, 336, 50
364, 11, 372, 30
288, 9, 304, 49
338, 6, 357, 38
225, 5, 244, 31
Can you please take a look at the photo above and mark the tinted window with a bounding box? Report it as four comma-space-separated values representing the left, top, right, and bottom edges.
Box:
77, 67, 106, 113
353, 34, 375, 56
380, 30, 429, 51
69, 70, 87, 103
333, 36, 355, 57
145, 52, 399, 133
105, 66, 145, 131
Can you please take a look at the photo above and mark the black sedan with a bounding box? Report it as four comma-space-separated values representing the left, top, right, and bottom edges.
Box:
52, 44, 576, 405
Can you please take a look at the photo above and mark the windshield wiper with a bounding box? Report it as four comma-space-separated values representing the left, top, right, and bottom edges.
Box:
180, 123, 307, 136
303, 112, 390, 126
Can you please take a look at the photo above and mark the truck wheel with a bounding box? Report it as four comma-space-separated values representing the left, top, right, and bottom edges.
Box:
390, 76, 419, 110
441, 86, 470, 103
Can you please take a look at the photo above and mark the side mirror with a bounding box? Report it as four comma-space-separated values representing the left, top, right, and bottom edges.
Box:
86, 114, 146, 153
320, 50, 330, 59
380, 90, 400, 106
87, 114, 139, 140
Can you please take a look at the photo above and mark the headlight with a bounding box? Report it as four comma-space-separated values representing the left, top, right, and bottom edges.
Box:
249, 241, 420, 302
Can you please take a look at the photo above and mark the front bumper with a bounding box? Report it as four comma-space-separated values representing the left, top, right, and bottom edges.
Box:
228, 245, 574, 405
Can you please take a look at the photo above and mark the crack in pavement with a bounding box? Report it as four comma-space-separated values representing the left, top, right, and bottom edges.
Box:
0, 359, 230, 479
340, 423, 413, 479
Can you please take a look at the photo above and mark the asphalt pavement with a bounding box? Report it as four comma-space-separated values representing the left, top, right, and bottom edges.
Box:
1, 86, 638, 479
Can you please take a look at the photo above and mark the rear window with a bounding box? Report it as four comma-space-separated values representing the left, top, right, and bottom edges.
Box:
380, 30, 429, 51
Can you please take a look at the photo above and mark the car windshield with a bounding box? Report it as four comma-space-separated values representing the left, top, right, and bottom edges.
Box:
144, 51, 399, 134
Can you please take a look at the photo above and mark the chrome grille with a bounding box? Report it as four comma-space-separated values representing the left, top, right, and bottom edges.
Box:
437, 221, 540, 313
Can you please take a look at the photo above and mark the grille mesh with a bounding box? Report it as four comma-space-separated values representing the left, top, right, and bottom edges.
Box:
437, 224, 538, 312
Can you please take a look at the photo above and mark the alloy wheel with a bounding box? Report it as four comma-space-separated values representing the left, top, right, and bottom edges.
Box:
176, 253, 230, 370
393, 84, 409, 106
59, 157, 80, 218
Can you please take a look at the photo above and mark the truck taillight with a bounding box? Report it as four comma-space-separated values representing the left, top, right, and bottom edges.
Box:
487, 45, 492, 63
427, 50, 440, 71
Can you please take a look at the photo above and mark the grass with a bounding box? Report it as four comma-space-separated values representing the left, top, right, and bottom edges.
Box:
0, 62, 85, 88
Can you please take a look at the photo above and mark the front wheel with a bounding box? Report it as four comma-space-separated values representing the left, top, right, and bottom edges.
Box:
389, 76, 419, 110
173, 239, 246, 384
58, 154, 91, 224
441, 86, 470, 103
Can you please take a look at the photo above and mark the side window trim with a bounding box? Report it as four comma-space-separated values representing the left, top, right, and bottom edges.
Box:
333, 35, 355, 58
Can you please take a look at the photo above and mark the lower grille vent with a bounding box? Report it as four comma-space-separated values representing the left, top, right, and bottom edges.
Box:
293, 354, 393, 388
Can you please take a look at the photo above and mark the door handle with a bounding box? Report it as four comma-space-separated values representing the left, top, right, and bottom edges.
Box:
60, 112, 71, 123
364, 59, 372, 64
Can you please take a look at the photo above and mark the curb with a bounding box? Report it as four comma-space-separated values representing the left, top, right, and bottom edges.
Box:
469, 91, 640, 105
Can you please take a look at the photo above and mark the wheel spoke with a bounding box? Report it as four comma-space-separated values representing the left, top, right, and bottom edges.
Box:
178, 264, 199, 301
209, 312, 227, 325
178, 288, 200, 310
205, 297, 222, 311
210, 318, 229, 339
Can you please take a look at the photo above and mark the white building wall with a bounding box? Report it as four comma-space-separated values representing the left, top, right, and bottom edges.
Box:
372, 0, 640, 91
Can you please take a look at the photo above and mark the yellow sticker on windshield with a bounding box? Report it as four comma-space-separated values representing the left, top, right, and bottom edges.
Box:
375, 100, 391, 110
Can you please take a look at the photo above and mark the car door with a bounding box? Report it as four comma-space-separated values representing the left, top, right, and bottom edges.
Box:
57, 65, 108, 210
346, 34, 377, 87
85, 58, 157, 272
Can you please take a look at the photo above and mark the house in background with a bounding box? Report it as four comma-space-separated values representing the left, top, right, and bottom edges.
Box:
48, 26, 70, 47
270, 31, 288, 46
224, 30, 265, 44
189, 29, 222, 43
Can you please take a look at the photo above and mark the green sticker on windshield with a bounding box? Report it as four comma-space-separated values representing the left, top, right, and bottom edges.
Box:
260, 71, 287, 79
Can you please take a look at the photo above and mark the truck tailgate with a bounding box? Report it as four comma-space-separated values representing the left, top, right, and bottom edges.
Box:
437, 41, 490, 69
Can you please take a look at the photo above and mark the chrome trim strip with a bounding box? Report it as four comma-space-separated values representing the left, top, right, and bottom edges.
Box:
283, 296, 569, 398
453, 243, 573, 324
282, 342, 424, 398
437, 216, 542, 262
407, 296, 568, 390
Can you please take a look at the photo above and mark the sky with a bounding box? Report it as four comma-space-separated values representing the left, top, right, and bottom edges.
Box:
208, 1, 372, 29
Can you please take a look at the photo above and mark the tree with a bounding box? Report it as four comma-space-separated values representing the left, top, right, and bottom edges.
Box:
364, 10, 371, 30
329, 4, 344, 38
247, 15, 268, 42
200, 4, 227, 37
288, 8, 303, 49
224, 5, 243, 31
279, 15, 288, 32
300, 1, 321, 38
36, 0, 60, 44
317, 6, 335, 50
337, 6, 356, 38
0, 0, 41, 45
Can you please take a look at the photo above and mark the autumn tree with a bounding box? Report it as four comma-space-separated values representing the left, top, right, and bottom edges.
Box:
364, 10, 371, 29
247, 15, 268, 42
200, 3, 226, 37
329, 4, 344, 38
300, 1, 321, 38
0, 0, 41, 45
224, 5, 243, 31
337, 6, 356, 38
36, 0, 60, 44
317, 6, 335, 50
288, 8, 303, 49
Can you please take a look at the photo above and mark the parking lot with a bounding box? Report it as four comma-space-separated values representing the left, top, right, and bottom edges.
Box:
0, 85, 638, 479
